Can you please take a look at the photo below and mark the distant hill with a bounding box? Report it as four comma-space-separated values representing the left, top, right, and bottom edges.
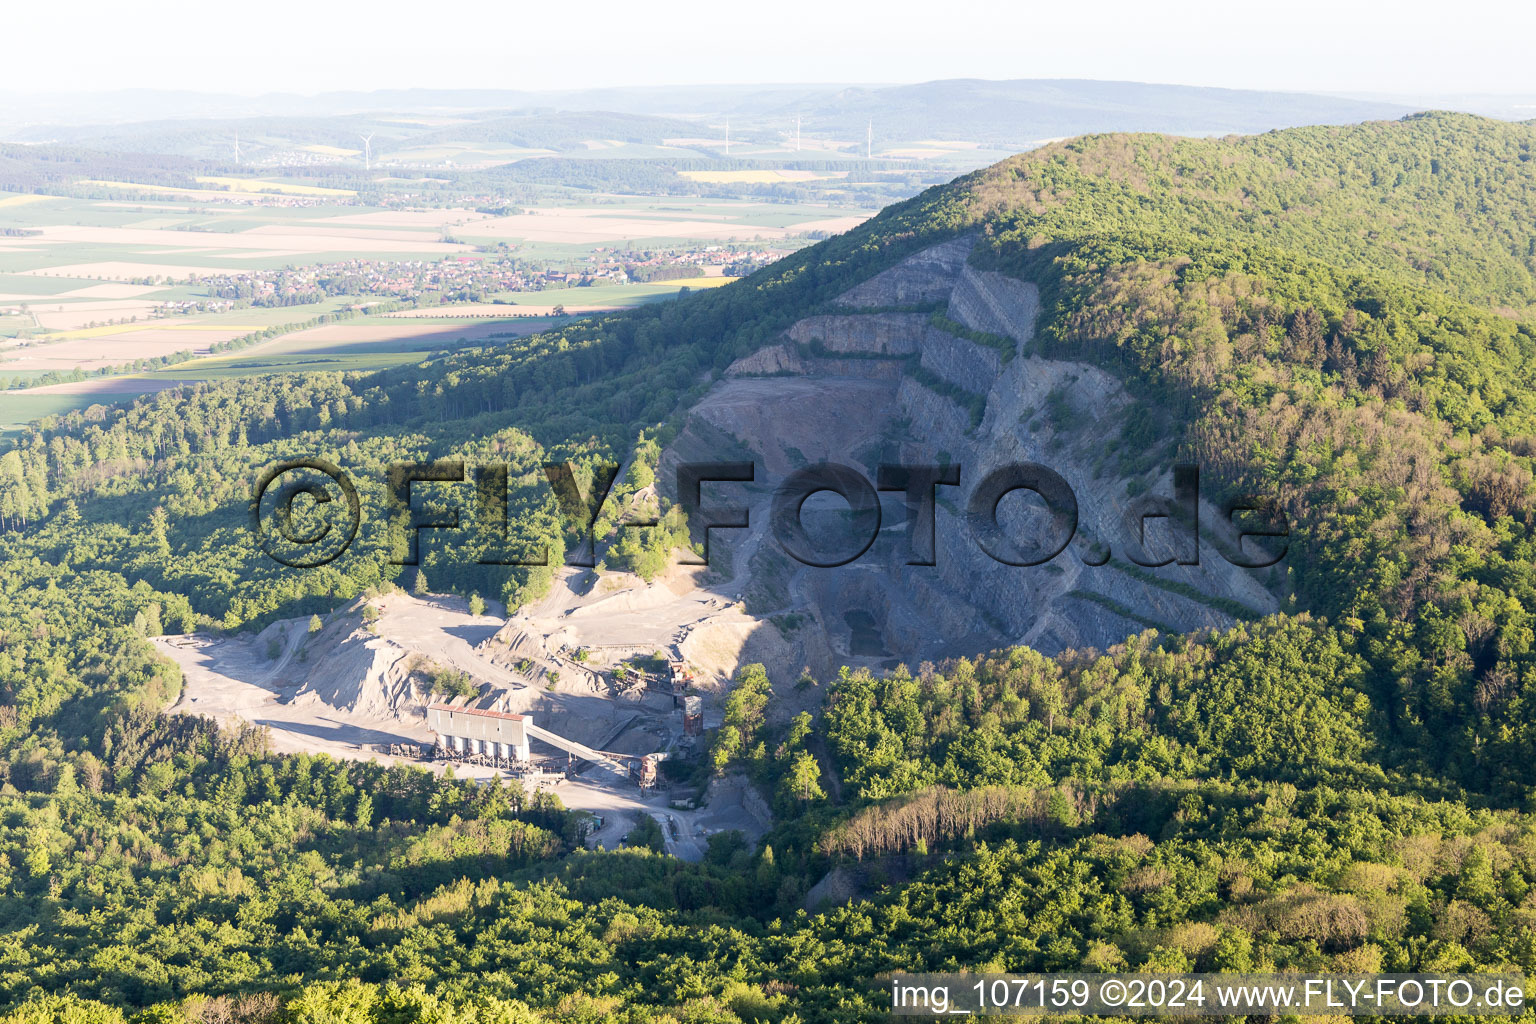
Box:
5, 114, 400, 159
6, 109, 708, 162
763, 78, 1419, 144
0, 84, 843, 129
1, 79, 1423, 160
0, 142, 199, 190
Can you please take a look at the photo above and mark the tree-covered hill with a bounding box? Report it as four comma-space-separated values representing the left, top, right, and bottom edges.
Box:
7, 112, 1536, 1022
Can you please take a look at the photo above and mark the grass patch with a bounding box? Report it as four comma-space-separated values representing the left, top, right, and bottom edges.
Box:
1106, 558, 1262, 621
1065, 590, 1176, 634
147, 352, 425, 380
929, 312, 1017, 361
908, 364, 986, 429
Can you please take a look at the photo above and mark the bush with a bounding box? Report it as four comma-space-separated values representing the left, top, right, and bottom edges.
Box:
623, 814, 665, 853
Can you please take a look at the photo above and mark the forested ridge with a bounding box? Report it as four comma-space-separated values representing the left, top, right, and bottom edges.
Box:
7, 112, 1536, 1022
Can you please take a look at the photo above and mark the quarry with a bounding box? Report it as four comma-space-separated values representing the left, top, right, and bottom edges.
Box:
158, 233, 1283, 859
661, 233, 1281, 666
155, 575, 775, 862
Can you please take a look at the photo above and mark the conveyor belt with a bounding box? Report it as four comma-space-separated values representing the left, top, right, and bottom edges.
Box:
524, 723, 626, 764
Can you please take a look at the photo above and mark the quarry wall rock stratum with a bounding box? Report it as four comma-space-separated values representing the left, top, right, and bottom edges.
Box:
662, 235, 1281, 672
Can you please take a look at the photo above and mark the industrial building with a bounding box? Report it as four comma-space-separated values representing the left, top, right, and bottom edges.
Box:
427, 703, 531, 761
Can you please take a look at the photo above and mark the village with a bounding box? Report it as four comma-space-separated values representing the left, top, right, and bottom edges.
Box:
185, 244, 781, 308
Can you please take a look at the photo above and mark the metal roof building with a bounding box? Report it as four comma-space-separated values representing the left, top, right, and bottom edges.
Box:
427, 703, 531, 761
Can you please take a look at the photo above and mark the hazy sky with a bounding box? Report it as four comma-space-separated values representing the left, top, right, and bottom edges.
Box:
12, 0, 1535, 98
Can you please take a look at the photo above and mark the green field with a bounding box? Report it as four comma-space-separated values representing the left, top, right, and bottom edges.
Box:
0, 274, 104, 296
0, 308, 552, 435
1, 354, 426, 436
144, 351, 427, 380
0, 368, 56, 383
0, 392, 142, 435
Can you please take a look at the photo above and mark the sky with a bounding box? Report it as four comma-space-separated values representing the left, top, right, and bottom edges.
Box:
10, 0, 1536, 99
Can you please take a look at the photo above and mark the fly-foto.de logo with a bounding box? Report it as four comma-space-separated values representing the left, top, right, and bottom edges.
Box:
251, 458, 1289, 571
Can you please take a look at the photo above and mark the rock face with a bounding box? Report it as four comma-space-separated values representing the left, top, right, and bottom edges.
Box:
725, 344, 807, 377
661, 235, 1281, 678
786, 313, 928, 356
948, 263, 1040, 344
832, 236, 974, 308
920, 326, 1001, 392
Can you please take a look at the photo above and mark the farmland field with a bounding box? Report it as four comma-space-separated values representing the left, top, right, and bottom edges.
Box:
2, 310, 569, 428
0, 272, 737, 430
5, 347, 434, 433
82, 178, 358, 199
0, 176, 873, 437
141, 350, 428, 380
0, 194, 871, 272
193, 176, 357, 197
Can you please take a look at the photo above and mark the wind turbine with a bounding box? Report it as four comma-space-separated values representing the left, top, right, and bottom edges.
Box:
359, 133, 375, 173
795, 115, 801, 153
233, 131, 240, 166
724, 117, 730, 157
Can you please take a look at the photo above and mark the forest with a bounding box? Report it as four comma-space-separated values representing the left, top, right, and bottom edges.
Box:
5, 111, 1536, 1022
